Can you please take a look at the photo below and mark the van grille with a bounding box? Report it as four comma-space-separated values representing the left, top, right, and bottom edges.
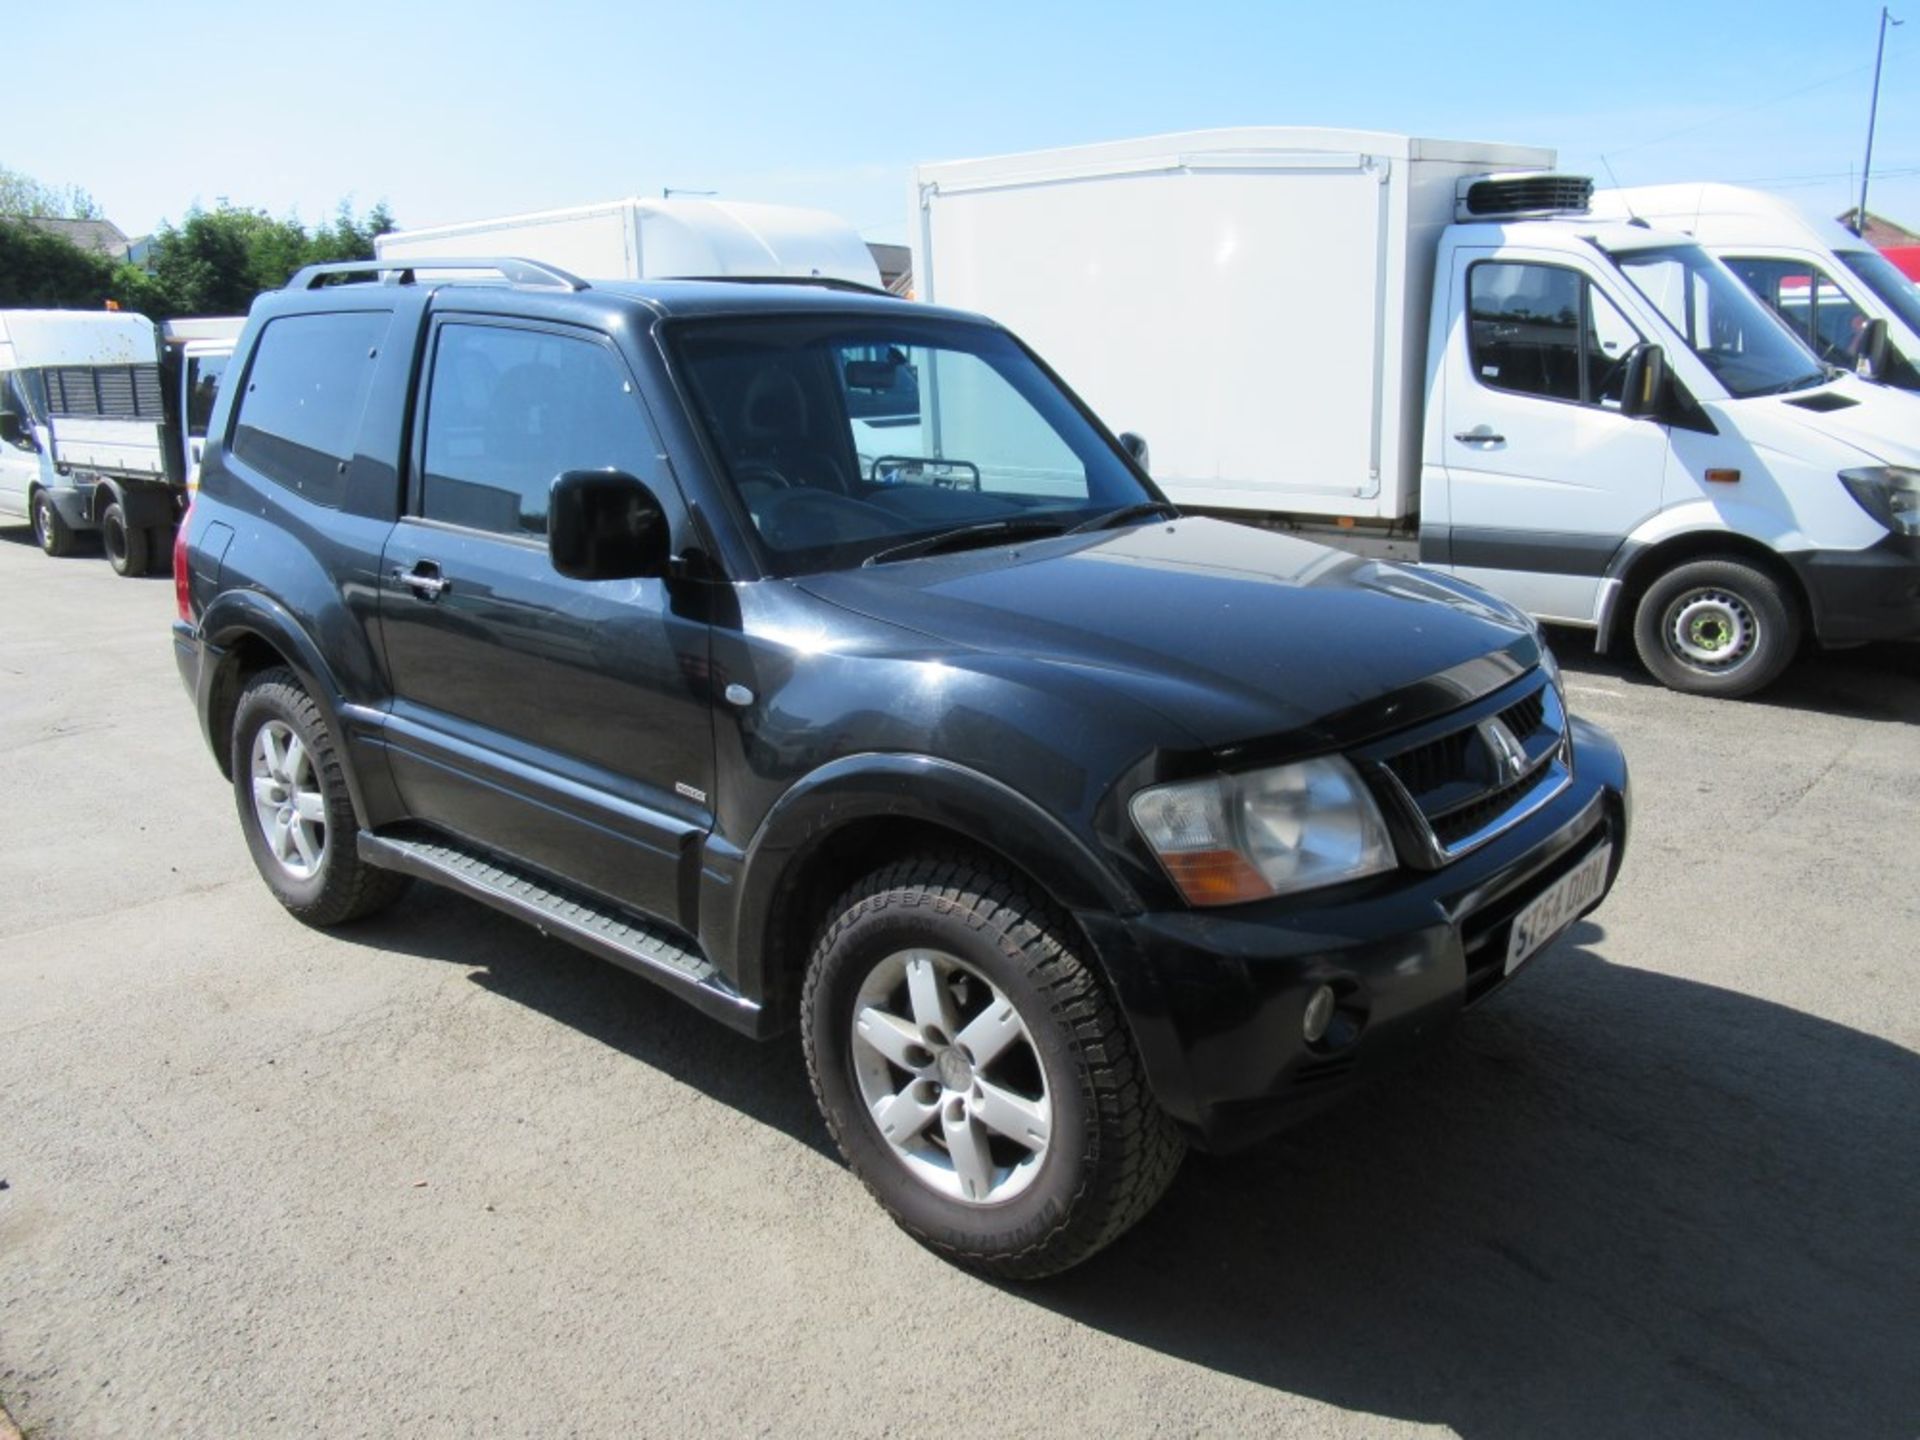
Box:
1375, 674, 1569, 860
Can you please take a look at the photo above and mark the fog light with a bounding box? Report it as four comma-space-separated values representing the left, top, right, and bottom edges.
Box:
1302, 984, 1336, 1044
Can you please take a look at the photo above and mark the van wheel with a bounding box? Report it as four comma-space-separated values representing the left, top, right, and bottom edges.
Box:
230, 667, 411, 926
802, 851, 1185, 1279
1633, 557, 1800, 698
146, 522, 175, 561
31, 492, 74, 557
101, 502, 148, 577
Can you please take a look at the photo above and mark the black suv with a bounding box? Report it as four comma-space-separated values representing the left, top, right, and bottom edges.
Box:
174, 257, 1629, 1277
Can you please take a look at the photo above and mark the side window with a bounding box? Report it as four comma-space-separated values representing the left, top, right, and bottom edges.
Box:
1725, 256, 1866, 369
1468, 262, 1643, 408
419, 322, 657, 537
232, 312, 389, 507
185, 353, 231, 438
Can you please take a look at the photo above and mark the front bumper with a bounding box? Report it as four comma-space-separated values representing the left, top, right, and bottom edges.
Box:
1080, 716, 1629, 1152
1787, 533, 1920, 646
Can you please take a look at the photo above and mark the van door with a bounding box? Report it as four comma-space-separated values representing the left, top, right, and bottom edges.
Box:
180, 346, 234, 489
1437, 251, 1672, 624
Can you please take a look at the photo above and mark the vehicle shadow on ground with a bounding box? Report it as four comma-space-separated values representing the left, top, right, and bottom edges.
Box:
0, 522, 172, 578
1024, 923, 1920, 1439
340, 883, 837, 1160
345, 891, 1918, 1436
1547, 624, 1920, 725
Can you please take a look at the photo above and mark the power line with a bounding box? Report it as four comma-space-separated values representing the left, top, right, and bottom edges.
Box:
1602, 52, 1894, 163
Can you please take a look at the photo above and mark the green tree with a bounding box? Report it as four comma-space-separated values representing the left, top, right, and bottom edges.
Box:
140, 200, 398, 317
0, 163, 101, 220
0, 219, 116, 306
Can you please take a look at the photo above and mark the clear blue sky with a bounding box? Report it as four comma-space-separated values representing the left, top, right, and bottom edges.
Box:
11, 0, 1917, 244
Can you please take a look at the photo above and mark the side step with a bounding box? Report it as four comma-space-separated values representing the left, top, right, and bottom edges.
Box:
357, 831, 761, 1033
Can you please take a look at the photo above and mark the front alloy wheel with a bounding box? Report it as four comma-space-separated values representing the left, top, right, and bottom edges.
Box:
850, 947, 1053, 1204
803, 852, 1184, 1279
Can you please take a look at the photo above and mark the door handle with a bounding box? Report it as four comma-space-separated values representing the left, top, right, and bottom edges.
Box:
393, 564, 450, 600
1454, 427, 1506, 445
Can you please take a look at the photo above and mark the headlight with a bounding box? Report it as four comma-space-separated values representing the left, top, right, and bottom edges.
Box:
1839, 466, 1920, 536
1128, 756, 1396, 907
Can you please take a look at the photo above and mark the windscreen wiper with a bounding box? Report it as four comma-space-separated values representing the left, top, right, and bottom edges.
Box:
862, 517, 1067, 567
1064, 500, 1180, 534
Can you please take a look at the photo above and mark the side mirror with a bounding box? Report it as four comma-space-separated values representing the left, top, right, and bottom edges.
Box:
0, 411, 23, 445
1855, 316, 1890, 381
1118, 431, 1150, 471
1619, 343, 1669, 421
548, 470, 671, 581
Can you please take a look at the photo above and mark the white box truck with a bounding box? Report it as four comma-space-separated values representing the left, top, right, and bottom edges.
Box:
0, 309, 241, 574
376, 196, 883, 289
1591, 183, 1920, 392
912, 129, 1920, 696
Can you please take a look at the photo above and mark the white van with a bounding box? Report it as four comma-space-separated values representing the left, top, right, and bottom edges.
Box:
1592, 184, 1920, 392
912, 130, 1920, 696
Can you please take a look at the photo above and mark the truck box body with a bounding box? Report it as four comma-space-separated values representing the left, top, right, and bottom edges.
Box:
376, 197, 883, 289
912, 129, 1552, 520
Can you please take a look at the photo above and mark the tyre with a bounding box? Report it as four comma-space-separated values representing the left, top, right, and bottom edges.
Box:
230, 667, 411, 926
101, 501, 148, 577
30, 491, 75, 557
1632, 557, 1801, 698
803, 851, 1184, 1279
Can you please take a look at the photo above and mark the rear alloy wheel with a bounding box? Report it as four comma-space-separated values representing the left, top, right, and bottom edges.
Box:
100, 501, 149, 577
31, 491, 75, 557
1633, 557, 1800, 698
231, 667, 410, 926
803, 852, 1184, 1279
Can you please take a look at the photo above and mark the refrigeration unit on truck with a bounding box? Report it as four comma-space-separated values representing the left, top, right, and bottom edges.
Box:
375, 196, 884, 289
1591, 183, 1920, 392
911, 129, 1920, 696
0, 309, 241, 575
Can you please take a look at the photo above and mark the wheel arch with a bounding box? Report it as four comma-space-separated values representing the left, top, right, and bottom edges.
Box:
730, 755, 1143, 1026
1603, 530, 1811, 652
198, 591, 372, 825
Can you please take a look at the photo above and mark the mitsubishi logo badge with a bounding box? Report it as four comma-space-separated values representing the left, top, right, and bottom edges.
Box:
1477, 717, 1528, 786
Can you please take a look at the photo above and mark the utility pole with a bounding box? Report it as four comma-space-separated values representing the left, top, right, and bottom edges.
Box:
1856, 6, 1903, 237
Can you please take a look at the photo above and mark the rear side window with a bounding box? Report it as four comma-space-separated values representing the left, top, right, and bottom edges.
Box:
1468, 261, 1643, 408
233, 312, 388, 507
418, 322, 657, 536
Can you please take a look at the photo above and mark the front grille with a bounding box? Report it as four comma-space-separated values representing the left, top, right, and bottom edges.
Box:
1372, 672, 1570, 861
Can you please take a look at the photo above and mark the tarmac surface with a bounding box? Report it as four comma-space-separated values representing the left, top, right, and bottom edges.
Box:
1, 528, 1915, 1438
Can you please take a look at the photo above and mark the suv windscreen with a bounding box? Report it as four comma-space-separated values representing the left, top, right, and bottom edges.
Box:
668, 316, 1152, 575
1608, 243, 1827, 398
1837, 247, 1920, 337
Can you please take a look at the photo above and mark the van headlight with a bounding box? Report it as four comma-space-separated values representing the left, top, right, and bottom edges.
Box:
1129, 757, 1397, 907
1840, 467, 1920, 536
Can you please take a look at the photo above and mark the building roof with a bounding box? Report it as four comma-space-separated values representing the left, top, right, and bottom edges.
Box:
4, 216, 133, 259
1834, 208, 1920, 248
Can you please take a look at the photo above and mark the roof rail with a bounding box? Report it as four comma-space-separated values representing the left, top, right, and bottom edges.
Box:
286, 257, 591, 292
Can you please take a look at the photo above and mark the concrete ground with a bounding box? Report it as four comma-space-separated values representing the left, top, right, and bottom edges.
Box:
0, 528, 1915, 1439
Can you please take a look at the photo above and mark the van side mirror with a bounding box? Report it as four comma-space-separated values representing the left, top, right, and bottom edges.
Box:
548, 470, 671, 581
1619, 343, 1669, 421
0, 411, 24, 445
1855, 316, 1890, 381
1118, 431, 1150, 471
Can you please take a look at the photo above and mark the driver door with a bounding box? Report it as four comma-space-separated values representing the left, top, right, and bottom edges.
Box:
1438, 249, 1671, 624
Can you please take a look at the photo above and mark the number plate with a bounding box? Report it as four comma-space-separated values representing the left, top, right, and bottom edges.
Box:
1505, 844, 1613, 976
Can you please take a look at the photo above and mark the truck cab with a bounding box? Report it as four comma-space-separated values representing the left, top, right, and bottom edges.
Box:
1591, 183, 1920, 392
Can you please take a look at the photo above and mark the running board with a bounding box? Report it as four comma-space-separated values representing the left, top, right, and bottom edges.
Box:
357, 831, 761, 1033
